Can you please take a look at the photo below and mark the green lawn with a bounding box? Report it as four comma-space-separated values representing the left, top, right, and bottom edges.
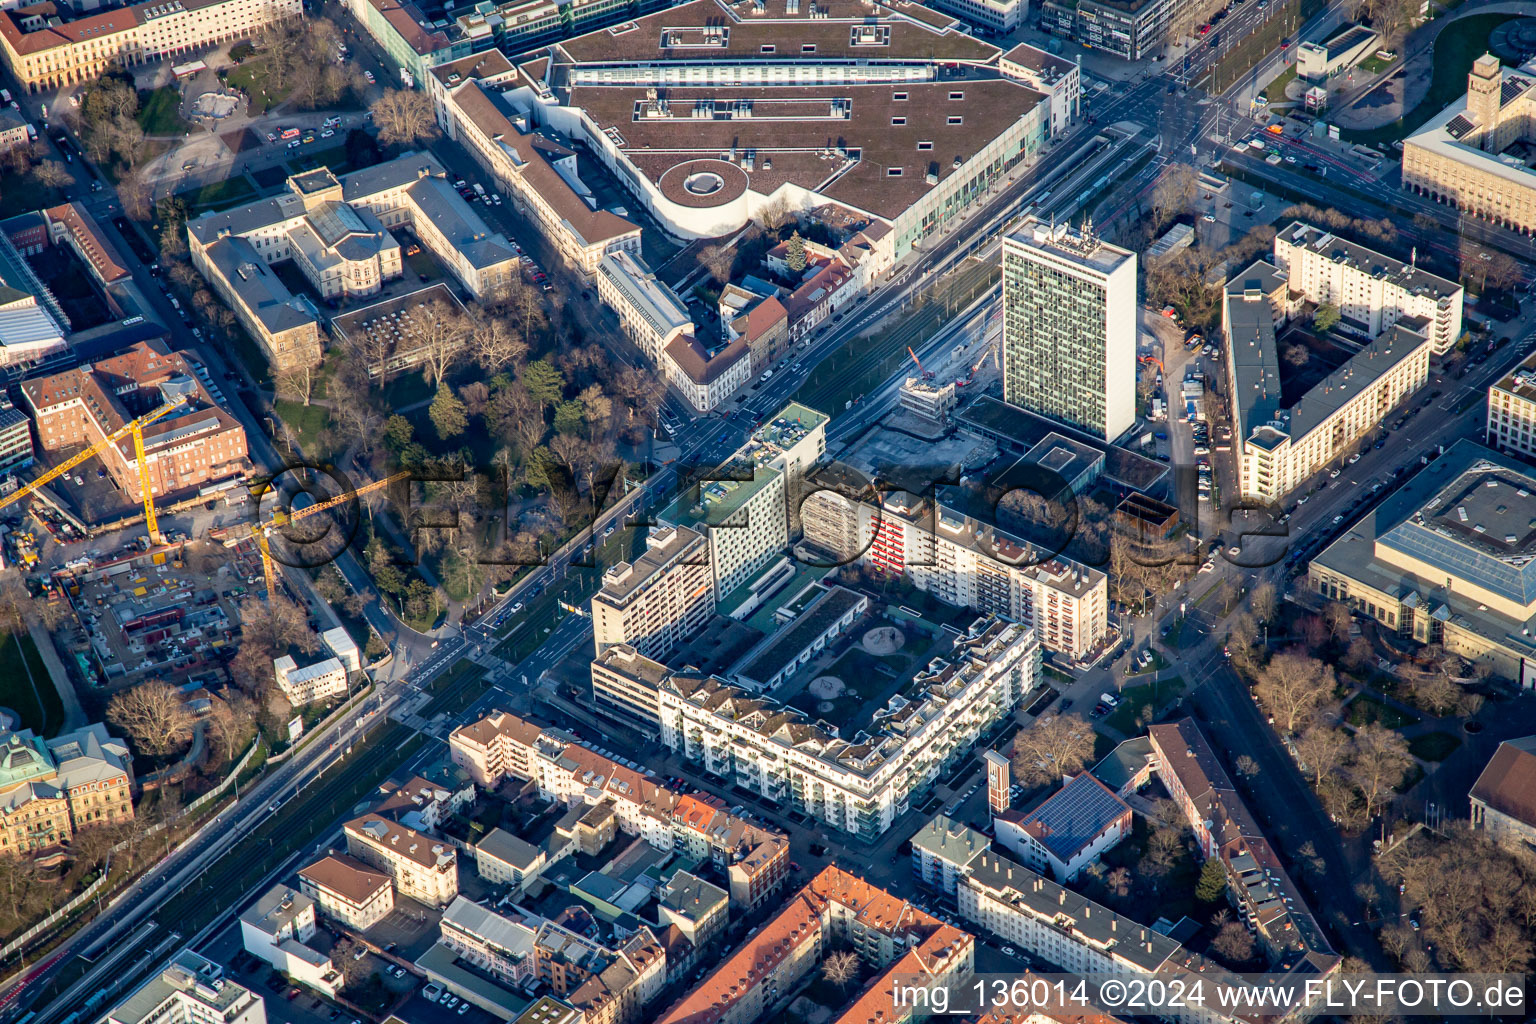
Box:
1358, 53, 1395, 75
0, 632, 64, 736
1103, 677, 1186, 734
1262, 65, 1297, 104
178, 176, 257, 211
1408, 730, 1462, 762
1345, 694, 1421, 729
227, 60, 290, 116
1341, 13, 1521, 144
1127, 650, 1170, 676
272, 399, 335, 459
137, 87, 190, 135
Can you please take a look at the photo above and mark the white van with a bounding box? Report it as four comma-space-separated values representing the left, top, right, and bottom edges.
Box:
1100, 692, 1120, 708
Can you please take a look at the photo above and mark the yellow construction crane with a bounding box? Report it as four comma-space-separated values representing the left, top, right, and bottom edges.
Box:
0, 396, 188, 542
251, 469, 413, 595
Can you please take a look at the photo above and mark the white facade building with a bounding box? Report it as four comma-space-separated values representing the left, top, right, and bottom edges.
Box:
105, 951, 267, 1024
1272, 220, 1464, 354
804, 486, 1109, 660
1487, 352, 1536, 461
658, 403, 826, 600
272, 655, 349, 706
322, 627, 362, 674
239, 887, 341, 997
1227, 261, 1433, 503
298, 853, 396, 931
344, 815, 460, 908
999, 44, 1081, 139
1002, 219, 1136, 441
659, 619, 1039, 841
591, 525, 716, 660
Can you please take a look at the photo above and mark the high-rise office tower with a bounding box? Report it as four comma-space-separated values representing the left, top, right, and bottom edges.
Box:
1001, 217, 1136, 441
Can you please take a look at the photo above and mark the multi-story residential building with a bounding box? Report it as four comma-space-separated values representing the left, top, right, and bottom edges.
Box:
1002, 218, 1136, 441
298, 853, 395, 931
532, 919, 666, 1024
344, 815, 459, 908
449, 710, 790, 909
593, 250, 751, 411
911, 814, 989, 895
474, 826, 551, 891
1404, 54, 1536, 235
188, 155, 516, 372
801, 482, 1109, 660
239, 887, 341, 997
345, 0, 470, 88
375, 773, 475, 833
272, 655, 349, 706
0, 110, 28, 155
589, 643, 669, 733
961, 852, 1253, 1024
1038, 0, 1220, 60
532, 0, 1046, 262
660, 618, 1039, 840
591, 525, 715, 660
1147, 719, 1334, 965
1469, 735, 1536, 850
439, 895, 539, 988
655, 866, 973, 1024
0, 0, 301, 93
106, 953, 266, 1024
1273, 221, 1463, 354
1486, 351, 1536, 460
1227, 262, 1433, 503
999, 45, 1081, 139
0, 726, 134, 858
656, 404, 827, 599
924, 491, 1109, 660
1308, 439, 1536, 682
659, 333, 754, 414
657, 870, 728, 949
439, 72, 642, 275
20, 341, 248, 502
448, 709, 551, 788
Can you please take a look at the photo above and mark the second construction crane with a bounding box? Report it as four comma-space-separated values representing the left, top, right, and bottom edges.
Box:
240, 470, 413, 595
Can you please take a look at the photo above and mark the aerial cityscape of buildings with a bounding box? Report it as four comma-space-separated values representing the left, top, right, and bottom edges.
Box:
0, 0, 1534, 1022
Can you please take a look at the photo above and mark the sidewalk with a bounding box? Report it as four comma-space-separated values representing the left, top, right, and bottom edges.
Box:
27, 618, 86, 733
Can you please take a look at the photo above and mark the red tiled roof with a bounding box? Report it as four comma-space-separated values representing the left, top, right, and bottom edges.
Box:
1470, 736, 1536, 827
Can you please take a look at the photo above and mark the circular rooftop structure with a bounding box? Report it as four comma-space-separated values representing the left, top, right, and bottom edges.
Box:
657, 158, 750, 209
1491, 19, 1536, 62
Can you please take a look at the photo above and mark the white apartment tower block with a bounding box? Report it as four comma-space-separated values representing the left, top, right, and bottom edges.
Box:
1002, 218, 1136, 441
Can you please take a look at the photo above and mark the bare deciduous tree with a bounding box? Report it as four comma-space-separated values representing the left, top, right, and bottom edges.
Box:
370, 89, 441, 147
274, 364, 317, 407
1253, 651, 1336, 735
821, 950, 860, 991
1349, 724, 1412, 821
107, 679, 193, 759
1011, 714, 1095, 786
